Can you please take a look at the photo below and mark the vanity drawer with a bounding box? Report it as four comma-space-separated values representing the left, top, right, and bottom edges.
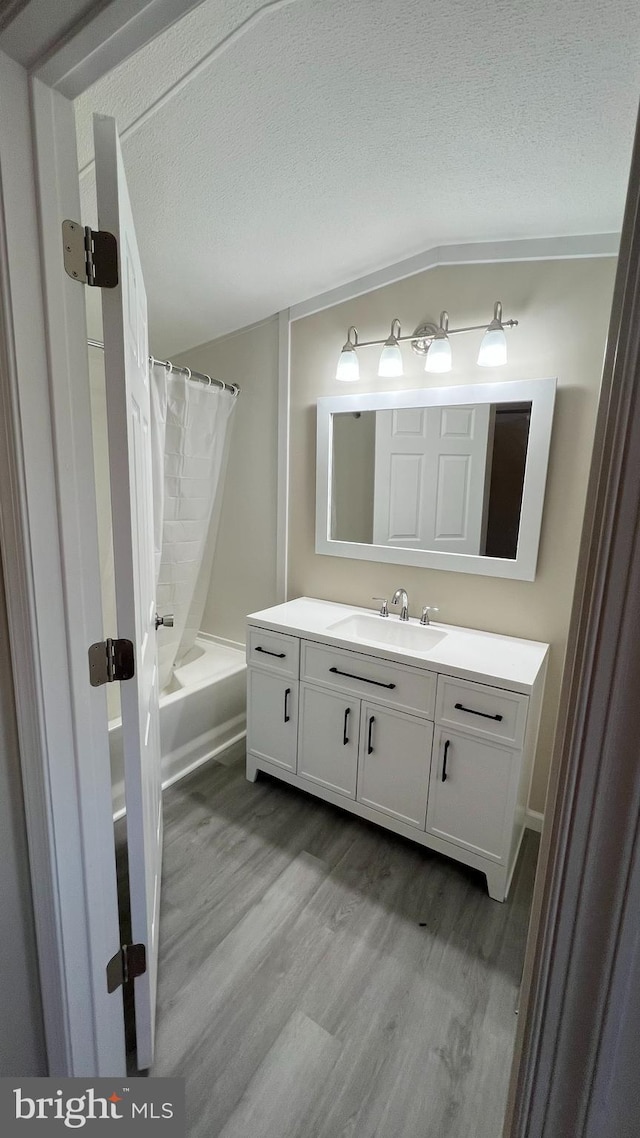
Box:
301, 640, 436, 718
247, 627, 300, 678
436, 675, 528, 748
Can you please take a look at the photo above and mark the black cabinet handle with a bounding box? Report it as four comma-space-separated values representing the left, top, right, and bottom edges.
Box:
343, 707, 350, 745
367, 716, 375, 755
329, 666, 396, 690
454, 701, 503, 722
256, 646, 286, 659
284, 687, 291, 723
442, 738, 450, 782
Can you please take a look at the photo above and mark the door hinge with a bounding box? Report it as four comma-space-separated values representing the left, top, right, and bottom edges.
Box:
88, 638, 135, 687
62, 219, 118, 288
106, 943, 147, 993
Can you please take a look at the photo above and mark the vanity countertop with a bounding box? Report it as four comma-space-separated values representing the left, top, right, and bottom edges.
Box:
247, 597, 549, 694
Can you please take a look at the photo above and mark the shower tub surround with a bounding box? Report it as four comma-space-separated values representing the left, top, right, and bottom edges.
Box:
110, 634, 246, 819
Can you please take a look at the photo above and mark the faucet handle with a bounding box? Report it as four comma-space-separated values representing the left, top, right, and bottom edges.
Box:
420, 606, 439, 626
372, 597, 389, 617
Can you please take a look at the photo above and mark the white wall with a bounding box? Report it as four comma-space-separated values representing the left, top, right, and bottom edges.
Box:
176, 316, 280, 644
0, 550, 47, 1075
289, 257, 617, 814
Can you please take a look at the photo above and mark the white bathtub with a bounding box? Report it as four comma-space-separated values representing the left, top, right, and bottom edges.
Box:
109, 634, 246, 819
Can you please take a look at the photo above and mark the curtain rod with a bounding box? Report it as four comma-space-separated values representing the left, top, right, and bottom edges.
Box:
87, 339, 240, 396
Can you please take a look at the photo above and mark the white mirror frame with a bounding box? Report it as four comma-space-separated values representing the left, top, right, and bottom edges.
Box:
316, 376, 557, 582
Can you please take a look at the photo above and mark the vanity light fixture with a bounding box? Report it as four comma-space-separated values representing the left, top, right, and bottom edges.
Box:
335, 300, 518, 380
424, 311, 452, 374
477, 301, 508, 367
377, 318, 404, 377
336, 326, 360, 381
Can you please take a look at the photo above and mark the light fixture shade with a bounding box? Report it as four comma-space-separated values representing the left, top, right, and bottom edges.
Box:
425, 335, 452, 373
477, 327, 507, 367
378, 342, 403, 378
336, 344, 360, 381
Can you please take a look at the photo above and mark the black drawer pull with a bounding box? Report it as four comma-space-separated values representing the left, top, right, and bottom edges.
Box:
442, 738, 450, 782
367, 716, 375, 755
256, 646, 286, 659
454, 701, 503, 722
329, 666, 396, 690
284, 687, 291, 723
343, 707, 350, 746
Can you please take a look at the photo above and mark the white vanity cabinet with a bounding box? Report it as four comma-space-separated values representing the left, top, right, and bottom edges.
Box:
427, 727, 520, 863
245, 598, 549, 902
357, 702, 433, 829
297, 684, 359, 798
297, 687, 433, 827
246, 669, 298, 772
246, 627, 299, 773
297, 640, 435, 824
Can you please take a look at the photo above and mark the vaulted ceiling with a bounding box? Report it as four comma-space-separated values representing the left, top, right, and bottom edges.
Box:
75, 0, 640, 356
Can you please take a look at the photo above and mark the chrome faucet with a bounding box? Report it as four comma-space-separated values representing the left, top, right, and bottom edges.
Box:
391, 587, 410, 621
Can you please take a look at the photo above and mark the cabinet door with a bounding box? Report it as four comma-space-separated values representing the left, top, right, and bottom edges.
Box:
298, 684, 359, 798
247, 669, 298, 772
357, 703, 432, 828
426, 728, 518, 862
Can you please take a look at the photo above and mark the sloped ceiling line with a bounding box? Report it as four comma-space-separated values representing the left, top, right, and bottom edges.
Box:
78, 0, 305, 178
288, 233, 621, 322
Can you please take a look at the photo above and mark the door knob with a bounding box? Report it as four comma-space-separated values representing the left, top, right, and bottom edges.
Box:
155, 613, 174, 629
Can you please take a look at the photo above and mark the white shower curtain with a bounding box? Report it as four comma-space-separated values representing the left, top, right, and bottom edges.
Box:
151, 362, 237, 691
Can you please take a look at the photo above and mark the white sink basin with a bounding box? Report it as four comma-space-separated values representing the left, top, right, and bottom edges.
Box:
327, 613, 447, 653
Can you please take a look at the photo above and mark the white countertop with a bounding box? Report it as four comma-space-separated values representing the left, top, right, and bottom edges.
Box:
247, 597, 549, 694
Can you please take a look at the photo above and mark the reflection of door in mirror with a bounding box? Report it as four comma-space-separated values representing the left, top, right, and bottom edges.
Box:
372, 405, 493, 555
329, 401, 533, 561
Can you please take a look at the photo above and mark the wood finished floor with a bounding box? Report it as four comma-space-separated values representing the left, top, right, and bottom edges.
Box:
119, 752, 538, 1137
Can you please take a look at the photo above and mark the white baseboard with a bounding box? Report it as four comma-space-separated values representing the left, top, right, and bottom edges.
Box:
525, 809, 545, 833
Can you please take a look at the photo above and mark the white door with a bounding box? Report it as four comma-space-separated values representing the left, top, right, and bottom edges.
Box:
95, 115, 162, 1071
373, 405, 493, 553
426, 728, 517, 862
247, 669, 298, 772
356, 703, 432, 828
298, 684, 360, 798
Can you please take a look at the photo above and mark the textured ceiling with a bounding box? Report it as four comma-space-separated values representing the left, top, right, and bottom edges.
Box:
75, 0, 640, 356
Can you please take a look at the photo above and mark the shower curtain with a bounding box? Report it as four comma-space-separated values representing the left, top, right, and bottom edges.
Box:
151, 362, 237, 691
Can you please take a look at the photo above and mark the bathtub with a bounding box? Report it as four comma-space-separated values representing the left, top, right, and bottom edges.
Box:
109, 634, 246, 819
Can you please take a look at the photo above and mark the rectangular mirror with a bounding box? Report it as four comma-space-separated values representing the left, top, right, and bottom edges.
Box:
316, 378, 556, 581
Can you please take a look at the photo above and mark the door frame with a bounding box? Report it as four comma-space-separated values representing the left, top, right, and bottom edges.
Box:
504, 105, 640, 1137
1, 2, 639, 1124
0, 0, 210, 1077
0, 53, 130, 1077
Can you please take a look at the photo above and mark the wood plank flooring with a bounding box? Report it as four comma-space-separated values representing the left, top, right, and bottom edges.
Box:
117, 752, 538, 1137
